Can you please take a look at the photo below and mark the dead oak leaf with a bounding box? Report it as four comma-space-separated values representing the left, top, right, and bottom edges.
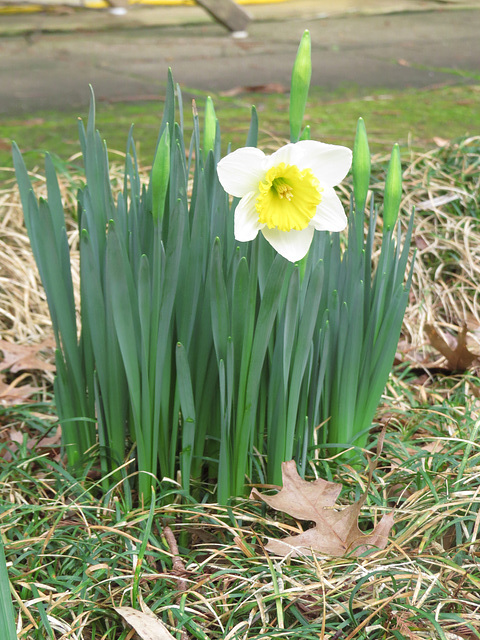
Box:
0, 338, 56, 374
1, 425, 61, 462
425, 324, 478, 371
250, 460, 394, 557
115, 606, 176, 640
0, 373, 39, 406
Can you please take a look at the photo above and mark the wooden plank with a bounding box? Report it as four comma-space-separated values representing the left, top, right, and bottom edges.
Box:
194, 0, 251, 32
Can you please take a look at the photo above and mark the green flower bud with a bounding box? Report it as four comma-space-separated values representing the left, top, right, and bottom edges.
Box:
151, 125, 170, 223
290, 30, 312, 144
204, 95, 217, 157
299, 125, 311, 141
352, 117, 371, 211
383, 143, 402, 231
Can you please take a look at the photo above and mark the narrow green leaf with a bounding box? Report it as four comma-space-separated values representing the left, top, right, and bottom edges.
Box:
151, 126, 170, 222
234, 255, 289, 495
210, 237, 230, 363
282, 267, 300, 390
235, 241, 259, 429
152, 196, 186, 478
176, 82, 184, 133
133, 488, 156, 600
217, 358, 230, 504
11, 141, 32, 213
0, 542, 17, 640
106, 224, 142, 445
29, 584, 54, 639
44, 153, 67, 243
176, 342, 196, 493
137, 254, 154, 476
285, 260, 324, 459
231, 256, 249, 382
33, 198, 83, 395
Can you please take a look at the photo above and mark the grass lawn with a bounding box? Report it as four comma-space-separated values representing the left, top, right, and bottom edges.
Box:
1, 83, 480, 174
1, 80, 480, 639
2, 383, 480, 639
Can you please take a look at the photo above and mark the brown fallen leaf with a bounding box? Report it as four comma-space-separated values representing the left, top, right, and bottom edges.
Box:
0, 338, 56, 374
0, 373, 40, 406
414, 234, 429, 250
0, 425, 62, 462
421, 440, 449, 455
250, 460, 394, 557
220, 82, 287, 97
425, 323, 478, 371
115, 606, 176, 640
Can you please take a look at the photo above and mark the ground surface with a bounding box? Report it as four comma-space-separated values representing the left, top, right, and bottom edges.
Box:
2, 4, 480, 639
0, 0, 479, 115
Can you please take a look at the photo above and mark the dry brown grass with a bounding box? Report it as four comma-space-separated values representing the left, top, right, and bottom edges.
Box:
0, 167, 52, 343
400, 136, 480, 359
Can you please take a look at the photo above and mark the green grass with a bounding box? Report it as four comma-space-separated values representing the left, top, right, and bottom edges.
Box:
0, 540, 17, 640
1, 381, 480, 639
2, 78, 480, 639
1, 83, 479, 176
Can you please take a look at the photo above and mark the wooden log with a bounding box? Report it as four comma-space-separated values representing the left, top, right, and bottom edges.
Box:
194, 0, 251, 32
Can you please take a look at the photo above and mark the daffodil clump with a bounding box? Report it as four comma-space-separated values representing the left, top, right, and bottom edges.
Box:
14, 31, 413, 502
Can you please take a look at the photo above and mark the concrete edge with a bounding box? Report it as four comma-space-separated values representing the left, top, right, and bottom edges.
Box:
0, 0, 479, 36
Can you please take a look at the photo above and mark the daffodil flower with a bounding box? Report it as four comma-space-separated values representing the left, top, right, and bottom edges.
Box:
217, 140, 352, 262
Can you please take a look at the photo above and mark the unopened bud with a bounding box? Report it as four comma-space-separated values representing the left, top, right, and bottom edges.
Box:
204, 96, 217, 157
290, 30, 312, 143
383, 143, 402, 231
352, 117, 371, 211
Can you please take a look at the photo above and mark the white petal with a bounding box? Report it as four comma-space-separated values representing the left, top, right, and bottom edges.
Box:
217, 147, 266, 198
234, 191, 263, 241
311, 186, 348, 232
267, 142, 296, 168
261, 225, 314, 262
290, 140, 352, 187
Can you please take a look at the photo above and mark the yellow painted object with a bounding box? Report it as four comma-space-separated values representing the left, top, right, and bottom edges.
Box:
1, 4, 39, 10
0, 0, 290, 13
92, 0, 289, 6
